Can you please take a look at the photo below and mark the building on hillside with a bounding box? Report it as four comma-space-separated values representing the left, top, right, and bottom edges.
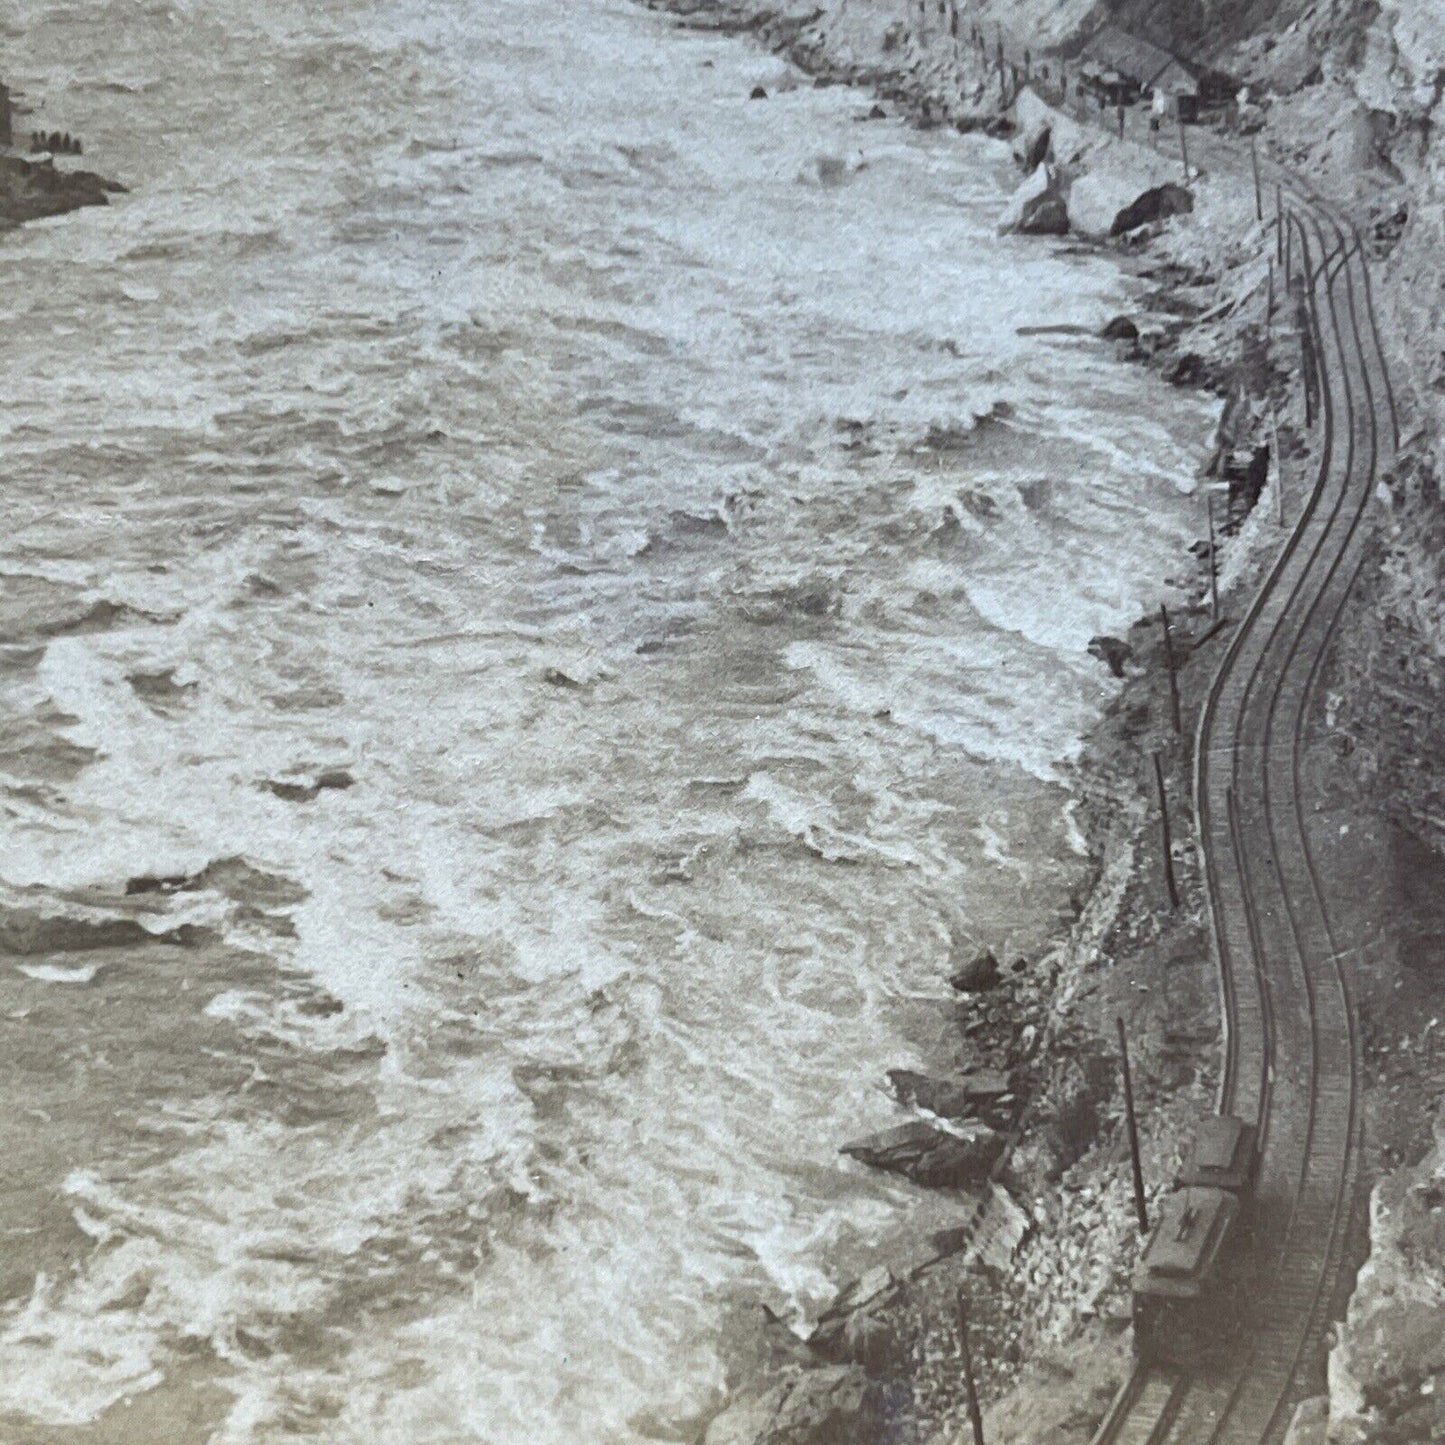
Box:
1073, 23, 1235, 121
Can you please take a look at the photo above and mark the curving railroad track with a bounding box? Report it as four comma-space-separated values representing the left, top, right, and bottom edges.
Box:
1090, 186, 1399, 1445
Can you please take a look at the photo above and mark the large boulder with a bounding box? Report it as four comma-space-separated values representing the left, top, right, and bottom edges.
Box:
1088, 634, 1134, 678
998, 164, 1069, 236
1011, 88, 1053, 169
1068, 163, 1193, 240
949, 947, 1002, 992
1010, 88, 1093, 170
887, 1068, 1013, 1119
841, 1119, 1004, 1187
810, 1266, 908, 1376
704, 1366, 883, 1445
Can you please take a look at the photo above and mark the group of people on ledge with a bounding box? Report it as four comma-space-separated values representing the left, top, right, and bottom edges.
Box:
28, 130, 82, 155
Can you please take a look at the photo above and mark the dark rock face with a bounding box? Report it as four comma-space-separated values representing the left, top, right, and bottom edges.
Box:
0, 156, 124, 228
1101, 314, 1140, 341
1069, 168, 1193, 240
1023, 123, 1051, 171
262, 769, 355, 803
1112, 181, 1194, 236
1167, 351, 1210, 387
949, 947, 1001, 992
703, 1365, 884, 1445
1088, 635, 1134, 678
998, 164, 1070, 236
888, 1068, 1013, 1120
840, 1119, 1004, 1187
810, 1266, 909, 1376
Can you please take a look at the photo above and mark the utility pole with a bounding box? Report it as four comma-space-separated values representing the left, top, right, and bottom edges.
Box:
1153, 750, 1180, 910
957, 1290, 986, 1445
1250, 134, 1262, 221
1302, 295, 1317, 430
1159, 603, 1181, 735
1117, 1018, 1149, 1235
1206, 492, 1219, 622
1273, 415, 1285, 527
1178, 114, 1190, 179
1276, 184, 1284, 264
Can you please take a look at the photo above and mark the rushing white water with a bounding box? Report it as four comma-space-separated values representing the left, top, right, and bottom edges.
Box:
0, 1, 1217, 1440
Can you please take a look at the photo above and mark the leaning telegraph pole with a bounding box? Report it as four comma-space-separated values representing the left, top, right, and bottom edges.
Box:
1117, 1018, 1149, 1235
957, 1290, 987, 1445
1159, 603, 1181, 735
1152, 750, 1180, 910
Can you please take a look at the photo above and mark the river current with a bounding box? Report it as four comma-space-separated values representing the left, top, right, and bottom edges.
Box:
0, 1, 1215, 1440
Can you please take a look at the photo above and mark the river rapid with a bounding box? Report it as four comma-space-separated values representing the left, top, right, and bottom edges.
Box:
0, 1, 1216, 1440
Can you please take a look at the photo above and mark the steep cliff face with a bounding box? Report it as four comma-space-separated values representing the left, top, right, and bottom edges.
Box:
1266, 2, 1445, 863
1324, 1102, 1445, 1443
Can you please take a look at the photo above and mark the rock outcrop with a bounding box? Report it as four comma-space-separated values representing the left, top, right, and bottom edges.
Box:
1088, 635, 1134, 678
949, 947, 1002, 992
887, 1068, 1013, 1120
703, 1365, 884, 1445
1067, 166, 1193, 240
841, 1118, 1004, 1187
998, 163, 1069, 235
1323, 1106, 1445, 1442
0, 155, 124, 228
1011, 87, 1093, 170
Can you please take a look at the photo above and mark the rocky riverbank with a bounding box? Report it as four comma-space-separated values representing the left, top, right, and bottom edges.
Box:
639, 3, 1445, 1443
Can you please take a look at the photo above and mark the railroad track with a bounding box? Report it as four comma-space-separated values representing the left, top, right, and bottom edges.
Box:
925, 25, 1401, 1437
1091, 186, 1397, 1444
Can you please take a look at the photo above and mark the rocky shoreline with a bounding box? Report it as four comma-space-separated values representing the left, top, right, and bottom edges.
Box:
635, 4, 1445, 1444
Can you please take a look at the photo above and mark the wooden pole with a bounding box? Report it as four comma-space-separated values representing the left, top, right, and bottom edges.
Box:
1160, 603, 1181, 735
1273, 416, 1284, 527
1178, 115, 1189, 179
1276, 185, 1284, 263
1250, 134, 1262, 221
1117, 1018, 1149, 1235
1206, 493, 1219, 622
1303, 304, 1316, 430
957, 1290, 986, 1445
1153, 750, 1180, 910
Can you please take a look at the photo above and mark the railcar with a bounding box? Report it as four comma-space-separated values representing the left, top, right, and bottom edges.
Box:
1132, 1115, 1258, 1363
